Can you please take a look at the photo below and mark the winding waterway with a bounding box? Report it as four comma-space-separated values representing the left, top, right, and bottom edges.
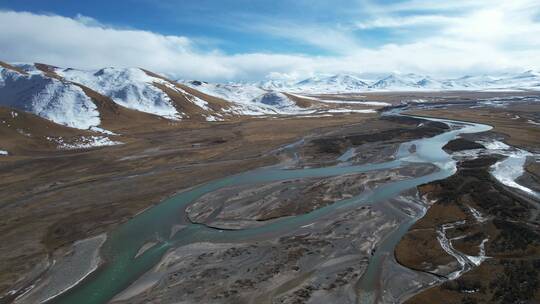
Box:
49, 113, 492, 304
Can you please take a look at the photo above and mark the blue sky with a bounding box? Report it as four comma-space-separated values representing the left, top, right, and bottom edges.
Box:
0, 0, 393, 54
1, 0, 540, 81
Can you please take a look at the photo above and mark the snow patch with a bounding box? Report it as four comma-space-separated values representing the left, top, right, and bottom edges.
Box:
90, 126, 118, 135
58, 67, 181, 120
0, 67, 101, 129
467, 205, 488, 223
317, 99, 390, 106
47, 136, 122, 150
183, 81, 311, 115
325, 109, 376, 114
480, 140, 540, 198
437, 221, 489, 280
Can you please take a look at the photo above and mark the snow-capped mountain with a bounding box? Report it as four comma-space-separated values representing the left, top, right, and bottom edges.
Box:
485, 71, 540, 89
0, 63, 101, 129
185, 81, 266, 105
257, 79, 295, 90
292, 74, 369, 93
0, 62, 243, 131
264, 71, 540, 93
2, 59, 540, 137
232, 70, 540, 94
57, 67, 182, 120
416, 77, 445, 89
182, 80, 310, 115
369, 73, 425, 90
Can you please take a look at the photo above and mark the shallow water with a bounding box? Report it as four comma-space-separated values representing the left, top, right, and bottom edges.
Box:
50, 115, 492, 304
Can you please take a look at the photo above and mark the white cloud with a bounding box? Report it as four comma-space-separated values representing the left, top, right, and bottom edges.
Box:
0, 6, 540, 82
355, 15, 457, 29
245, 21, 362, 55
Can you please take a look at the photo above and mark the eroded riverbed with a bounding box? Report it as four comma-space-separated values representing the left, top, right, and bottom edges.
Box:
35, 113, 496, 304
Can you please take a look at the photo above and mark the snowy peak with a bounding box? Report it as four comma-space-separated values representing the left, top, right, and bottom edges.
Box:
58, 65, 235, 122
182, 80, 266, 105
0, 61, 240, 131
325, 74, 369, 86
512, 70, 539, 79
266, 70, 540, 92
294, 74, 369, 92
257, 79, 293, 90
369, 73, 425, 89
182, 81, 312, 115
57, 66, 183, 120
2, 59, 540, 133
416, 77, 443, 89
0, 63, 101, 130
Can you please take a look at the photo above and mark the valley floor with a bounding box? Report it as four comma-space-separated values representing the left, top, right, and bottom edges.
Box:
1, 113, 382, 301
1, 92, 539, 304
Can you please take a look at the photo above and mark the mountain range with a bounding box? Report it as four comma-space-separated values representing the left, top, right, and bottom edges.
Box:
1, 60, 540, 154
251, 71, 540, 93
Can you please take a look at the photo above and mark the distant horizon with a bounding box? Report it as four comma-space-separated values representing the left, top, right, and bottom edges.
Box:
1, 1, 540, 81
4, 60, 539, 85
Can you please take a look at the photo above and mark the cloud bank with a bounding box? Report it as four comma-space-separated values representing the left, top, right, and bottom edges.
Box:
1, 0, 540, 81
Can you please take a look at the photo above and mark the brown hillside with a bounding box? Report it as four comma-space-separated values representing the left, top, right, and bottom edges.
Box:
153, 82, 225, 121
141, 68, 237, 119
0, 107, 92, 155
34, 63, 62, 80
33, 63, 171, 133
283, 92, 327, 109
0, 61, 28, 75
75, 84, 170, 133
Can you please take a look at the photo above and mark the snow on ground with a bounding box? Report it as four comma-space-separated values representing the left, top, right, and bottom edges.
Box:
259, 70, 540, 94
0, 66, 101, 129
467, 205, 488, 223
287, 93, 390, 106
3, 62, 539, 132
318, 100, 390, 106
184, 91, 210, 110
406, 99, 428, 103
90, 126, 118, 135
47, 136, 122, 150
449, 138, 539, 199
58, 67, 228, 121
58, 67, 182, 120
290, 74, 370, 93
479, 140, 540, 198
326, 109, 377, 114
252, 91, 296, 110
285, 93, 321, 101
437, 220, 489, 280
253, 91, 314, 115
183, 81, 265, 105
183, 81, 311, 115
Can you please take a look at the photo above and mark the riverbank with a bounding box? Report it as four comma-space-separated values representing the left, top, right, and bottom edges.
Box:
3, 92, 539, 304
47, 112, 487, 304
13, 234, 106, 304
396, 133, 540, 303
1, 110, 443, 302
0, 113, 378, 299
